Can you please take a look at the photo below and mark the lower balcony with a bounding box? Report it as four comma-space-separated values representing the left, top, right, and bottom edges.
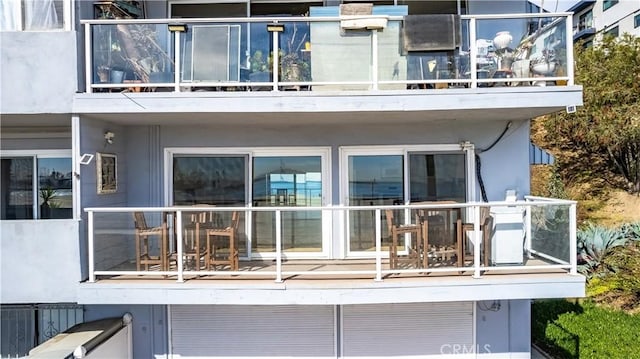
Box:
80, 197, 585, 304
86, 197, 578, 282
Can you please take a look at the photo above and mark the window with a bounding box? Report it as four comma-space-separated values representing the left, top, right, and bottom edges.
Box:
1, 151, 72, 220
169, 147, 331, 258
341, 145, 474, 255
578, 10, 593, 31
0, 0, 69, 31
604, 26, 619, 38
634, 13, 640, 28
603, 0, 618, 11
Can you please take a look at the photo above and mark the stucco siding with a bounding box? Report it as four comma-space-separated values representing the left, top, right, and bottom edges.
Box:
1, 220, 81, 303
1, 32, 77, 114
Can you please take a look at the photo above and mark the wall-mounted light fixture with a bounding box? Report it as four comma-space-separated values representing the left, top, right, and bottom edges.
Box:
79, 153, 94, 165
168, 23, 187, 32
104, 131, 115, 145
267, 23, 285, 32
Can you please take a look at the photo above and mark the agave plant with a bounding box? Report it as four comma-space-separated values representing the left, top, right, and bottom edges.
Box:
620, 222, 640, 241
577, 223, 628, 276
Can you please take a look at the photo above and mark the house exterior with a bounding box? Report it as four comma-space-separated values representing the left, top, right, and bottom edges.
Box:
1, 0, 585, 358
569, 0, 640, 45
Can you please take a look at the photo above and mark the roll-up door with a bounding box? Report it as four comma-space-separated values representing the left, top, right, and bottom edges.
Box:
342, 302, 473, 358
170, 305, 335, 358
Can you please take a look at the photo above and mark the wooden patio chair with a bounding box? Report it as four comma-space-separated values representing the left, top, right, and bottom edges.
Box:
182, 211, 215, 271
386, 209, 423, 269
133, 211, 169, 271
205, 211, 240, 271
460, 207, 494, 267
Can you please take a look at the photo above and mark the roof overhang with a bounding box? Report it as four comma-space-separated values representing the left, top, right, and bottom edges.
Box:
73, 86, 584, 126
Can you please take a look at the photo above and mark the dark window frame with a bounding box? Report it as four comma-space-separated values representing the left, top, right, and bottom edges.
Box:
603, 0, 619, 11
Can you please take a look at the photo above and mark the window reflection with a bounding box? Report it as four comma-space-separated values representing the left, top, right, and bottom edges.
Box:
0, 156, 72, 220
409, 153, 466, 202
173, 156, 246, 206
252, 156, 323, 253
38, 158, 72, 219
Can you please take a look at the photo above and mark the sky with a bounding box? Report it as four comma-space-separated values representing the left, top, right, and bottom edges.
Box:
528, 0, 581, 12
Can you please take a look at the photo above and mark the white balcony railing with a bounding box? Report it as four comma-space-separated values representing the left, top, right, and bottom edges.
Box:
81, 12, 574, 93
85, 197, 577, 283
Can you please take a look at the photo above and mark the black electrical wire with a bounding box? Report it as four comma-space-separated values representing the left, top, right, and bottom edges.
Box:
476, 121, 512, 202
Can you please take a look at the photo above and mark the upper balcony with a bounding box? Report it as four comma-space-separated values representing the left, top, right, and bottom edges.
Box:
79, 198, 585, 305
76, 11, 582, 120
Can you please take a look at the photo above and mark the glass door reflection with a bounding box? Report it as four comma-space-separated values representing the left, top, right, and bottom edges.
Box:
348, 155, 404, 253
252, 156, 323, 254
172, 155, 248, 255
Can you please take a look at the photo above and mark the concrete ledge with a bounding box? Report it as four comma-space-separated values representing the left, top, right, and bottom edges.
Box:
77, 273, 585, 305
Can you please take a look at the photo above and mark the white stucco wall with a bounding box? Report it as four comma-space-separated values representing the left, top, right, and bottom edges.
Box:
1, 219, 81, 303
0, 32, 77, 114
475, 299, 531, 358
78, 119, 130, 272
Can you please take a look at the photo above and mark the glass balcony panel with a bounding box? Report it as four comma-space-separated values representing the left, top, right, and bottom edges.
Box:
180, 22, 247, 89
474, 16, 569, 87
309, 20, 373, 90
180, 209, 245, 271
91, 24, 174, 88
529, 204, 571, 264
375, 19, 406, 90
92, 211, 138, 272
276, 21, 312, 90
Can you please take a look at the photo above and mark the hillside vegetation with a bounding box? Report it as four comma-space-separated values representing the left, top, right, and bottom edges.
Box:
531, 35, 640, 314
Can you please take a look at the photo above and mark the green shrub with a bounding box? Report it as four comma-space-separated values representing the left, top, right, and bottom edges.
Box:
532, 299, 640, 359
600, 242, 640, 296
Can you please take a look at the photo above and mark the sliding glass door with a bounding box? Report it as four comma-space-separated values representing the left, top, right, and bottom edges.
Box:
342, 146, 471, 257
347, 153, 404, 253
170, 148, 330, 259
252, 155, 324, 255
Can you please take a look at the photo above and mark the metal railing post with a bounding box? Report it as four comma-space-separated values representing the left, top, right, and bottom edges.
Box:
84, 23, 92, 93
375, 209, 382, 282
525, 203, 533, 258
469, 18, 478, 89
88, 210, 95, 283
272, 25, 280, 92
569, 203, 577, 275
371, 30, 379, 91
174, 30, 181, 92
176, 210, 184, 282
565, 14, 575, 86
275, 209, 283, 282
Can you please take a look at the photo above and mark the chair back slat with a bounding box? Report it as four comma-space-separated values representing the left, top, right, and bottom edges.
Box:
133, 212, 147, 230
230, 211, 240, 231
384, 209, 395, 235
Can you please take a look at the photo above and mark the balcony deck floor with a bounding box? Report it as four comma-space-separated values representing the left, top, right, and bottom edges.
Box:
96, 255, 568, 283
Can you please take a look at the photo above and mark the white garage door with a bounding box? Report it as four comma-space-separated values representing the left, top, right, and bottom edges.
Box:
170, 305, 336, 359
342, 302, 473, 358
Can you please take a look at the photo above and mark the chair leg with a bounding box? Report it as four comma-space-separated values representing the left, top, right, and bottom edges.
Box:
230, 233, 237, 271
206, 233, 212, 270
456, 219, 463, 268
135, 233, 141, 271
390, 229, 397, 269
